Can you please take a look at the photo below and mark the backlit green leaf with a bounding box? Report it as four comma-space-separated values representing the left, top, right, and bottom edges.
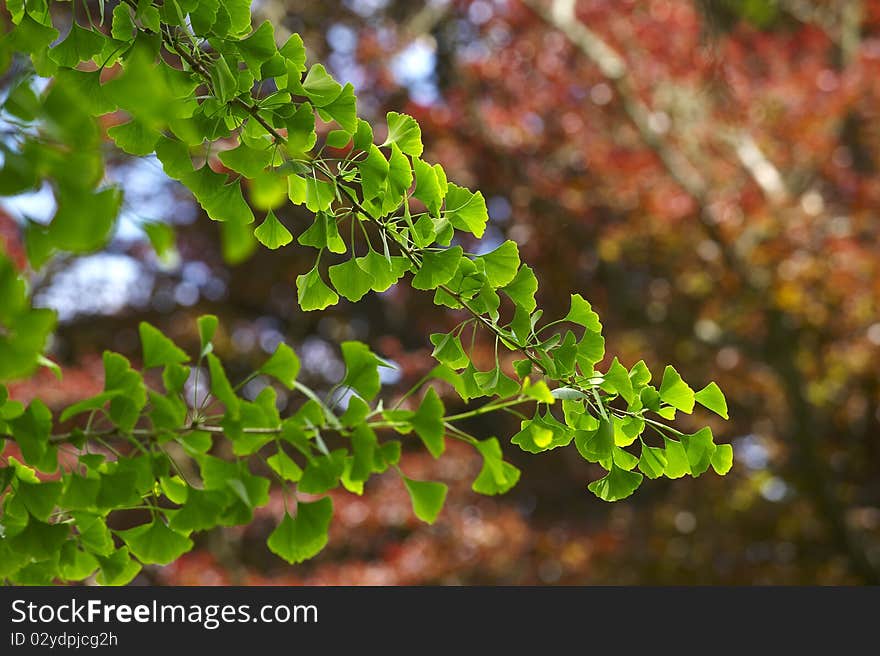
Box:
297, 64, 342, 106
207, 353, 240, 418
296, 265, 339, 311
711, 443, 734, 475
444, 183, 488, 237
663, 437, 691, 479
259, 343, 301, 390
236, 21, 277, 74
472, 438, 520, 495
299, 450, 346, 494
95, 547, 141, 586
280, 33, 306, 76
681, 427, 717, 477
695, 382, 729, 419
49, 187, 122, 254
476, 240, 520, 288
50, 23, 105, 67
411, 387, 445, 458
283, 103, 317, 153
502, 265, 539, 312
111, 3, 136, 41
602, 357, 635, 405
402, 477, 447, 524
168, 488, 228, 533
512, 412, 573, 453
16, 480, 62, 521
355, 250, 410, 292
219, 142, 273, 178
267, 497, 333, 564
107, 120, 160, 156
197, 315, 218, 354
117, 520, 193, 566
254, 210, 293, 249
382, 111, 423, 156
329, 258, 375, 302
319, 83, 357, 133
411, 246, 463, 290
564, 293, 602, 333
574, 418, 614, 462
340, 341, 383, 401
183, 167, 255, 224
659, 365, 695, 413
139, 322, 189, 368
429, 333, 469, 370
266, 450, 303, 482
587, 465, 643, 502
638, 441, 667, 479
9, 400, 56, 473
413, 157, 444, 216
298, 211, 345, 252
143, 222, 176, 262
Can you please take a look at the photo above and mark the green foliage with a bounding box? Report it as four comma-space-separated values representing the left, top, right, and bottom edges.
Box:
0, 257, 56, 381
402, 477, 448, 524
254, 210, 293, 249
267, 498, 333, 564
0, 1, 733, 584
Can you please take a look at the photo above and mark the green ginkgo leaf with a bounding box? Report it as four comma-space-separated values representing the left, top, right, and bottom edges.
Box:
117, 521, 193, 566
444, 183, 488, 237
297, 64, 343, 106
218, 142, 273, 178
681, 427, 717, 477
319, 82, 357, 133
139, 322, 189, 368
402, 477, 448, 524
711, 443, 734, 475
502, 265, 539, 313
410, 387, 445, 458
411, 246, 463, 290
197, 314, 218, 354
298, 211, 345, 253
340, 341, 383, 401
107, 120, 161, 156
329, 258, 375, 302
266, 450, 304, 482
207, 354, 240, 419
472, 438, 520, 495
381, 111, 423, 156
476, 240, 520, 288
413, 157, 444, 216
695, 382, 729, 419
659, 365, 695, 413
638, 441, 667, 479
236, 21, 277, 74
663, 437, 691, 479
16, 480, 62, 521
49, 23, 106, 67
574, 418, 614, 462
296, 265, 339, 311
267, 497, 333, 564
587, 465, 643, 502
602, 357, 635, 405
95, 547, 142, 586
564, 293, 602, 333
254, 210, 293, 249
355, 250, 411, 292
111, 3, 136, 41
259, 343, 301, 390
429, 332, 469, 370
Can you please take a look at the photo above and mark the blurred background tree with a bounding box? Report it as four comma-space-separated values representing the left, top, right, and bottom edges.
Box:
2, 0, 879, 584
